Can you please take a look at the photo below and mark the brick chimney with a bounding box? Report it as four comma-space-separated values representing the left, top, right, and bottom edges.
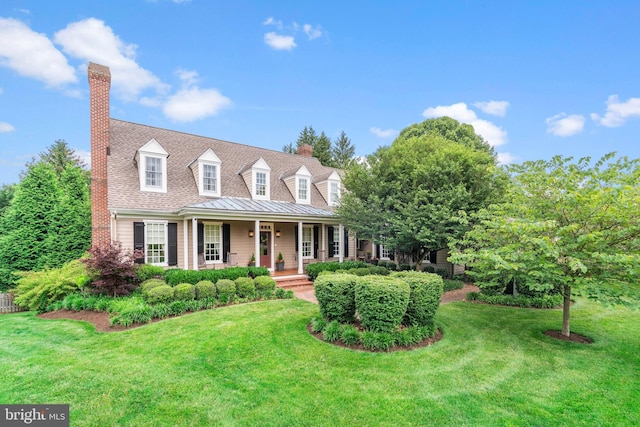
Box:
297, 143, 313, 157
88, 62, 111, 248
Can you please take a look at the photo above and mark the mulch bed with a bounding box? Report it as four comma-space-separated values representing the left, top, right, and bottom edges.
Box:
543, 330, 593, 344
39, 309, 133, 332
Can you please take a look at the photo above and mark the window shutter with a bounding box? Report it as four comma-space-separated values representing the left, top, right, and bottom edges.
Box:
133, 222, 145, 264
430, 250, 438, 265
376, 244, 381, 259
328, 226, 335, 257
222, 223, 231, 262
389, 248, 395, 261
197, 222, 204, 255
343, 228, 349, 257
168, 223, 178, 266
313, 225, 319, 259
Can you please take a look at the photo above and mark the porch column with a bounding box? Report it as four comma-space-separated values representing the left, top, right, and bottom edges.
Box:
321, 224, 326, 262
183, 219, 189, 269
254, 219, 260, 267
298, 221, 303, 274
372, 235, 376, 259
339, 224, 344, 263
192, 218, 198, 270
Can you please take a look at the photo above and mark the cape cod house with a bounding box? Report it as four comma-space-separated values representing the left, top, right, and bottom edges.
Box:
88, 62, 354, 275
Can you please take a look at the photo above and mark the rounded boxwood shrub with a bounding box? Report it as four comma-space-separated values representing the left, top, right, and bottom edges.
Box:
314, 273, 357, 323
393, 271, 443, 327
215, 279, 236, 303
195, 280, 216, 299
234, 277, 256, 299
174, 283, 196, 301
141, 278, 167, 296
145, 284, 174, 304
355, 276, 410, 333
254, 276, 276, 297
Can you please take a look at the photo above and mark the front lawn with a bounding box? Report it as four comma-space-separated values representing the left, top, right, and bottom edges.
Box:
0, 299, 638, 426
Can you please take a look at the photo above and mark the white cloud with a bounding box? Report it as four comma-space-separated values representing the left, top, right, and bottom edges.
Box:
473, 100, 509, 117
264, 32, 296, 50
497, 152, 517, 165
546, 113, 585, 137
422, 102, 508, 146
591, 95, 640, 127
0, 18, 77, 87
263, 17, 283, 29
0, 122, 15, 133
163, 87, 232, 122
176, 68, 199, 86
303, 24, 322, 40
54, 18, 168, 101
370, 127, 398, 139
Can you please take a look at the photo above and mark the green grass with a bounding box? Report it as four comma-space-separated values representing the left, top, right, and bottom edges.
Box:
1, 299, 638, 426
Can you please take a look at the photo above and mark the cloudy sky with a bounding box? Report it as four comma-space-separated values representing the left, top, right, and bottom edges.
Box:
1, 0, 639, 184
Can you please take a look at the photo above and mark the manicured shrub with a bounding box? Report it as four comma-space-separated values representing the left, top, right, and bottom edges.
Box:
323, 321, 342, 342
443, 279, 464, 292
435, 268, 450, 279
275, 288, 294, 299
386, 263, 398, 271
393, 271, 443, 327
306, 261, 368, 280
422, 265, 435, 273
468, 292, 562, 308
341, 325, 361, 346
234, 277, 256, 299
310, 317, 327, 333
369, 266, 390, 276
174, 283, 196, 301
82, 242, 141, 297
254, 276, 276, 298
145, 285, 174, 304
399, 264, 412, 271
314, 273, 357, 323
377, 261, 387, 269
355, 276, 410, 333
195, 280, 217, 299
135, 264, 165, 282
163, 267, 269, 286
141, 279, 167, 296
216, 279, 236, 303
13, 259, 90, 312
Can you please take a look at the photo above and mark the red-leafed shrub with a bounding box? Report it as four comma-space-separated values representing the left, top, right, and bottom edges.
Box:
82, 242, 143, 297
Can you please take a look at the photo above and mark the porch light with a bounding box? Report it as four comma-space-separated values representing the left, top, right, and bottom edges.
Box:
275, 229, 281, 238
248, 229, 254, 238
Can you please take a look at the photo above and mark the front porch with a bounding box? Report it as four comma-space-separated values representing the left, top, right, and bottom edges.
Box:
271, 268, 313, 289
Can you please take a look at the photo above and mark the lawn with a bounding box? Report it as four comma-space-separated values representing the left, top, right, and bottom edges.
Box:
1, 298, 638, 426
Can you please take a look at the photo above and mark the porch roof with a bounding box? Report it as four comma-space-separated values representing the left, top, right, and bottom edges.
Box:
184, 197, 336, 217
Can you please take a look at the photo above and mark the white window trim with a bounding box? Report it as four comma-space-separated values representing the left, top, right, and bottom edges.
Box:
297, 176, 310, 204
199, 161, 221, 197
328, 180, 341, 207
144, 220, 168, 266
332, 227, 341, 257
253, 169, 270, 200
140, 155, 168, 193
379, 244, 391, 260
302, 225, 314, 259
203, 221, 223, 264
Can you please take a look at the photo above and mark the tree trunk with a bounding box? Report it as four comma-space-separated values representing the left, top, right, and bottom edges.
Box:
562, 284, 571, 337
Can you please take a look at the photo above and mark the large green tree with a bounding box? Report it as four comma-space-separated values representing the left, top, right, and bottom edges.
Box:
450, 154, 640, 336
338, 118, 507, 267
332, 131, 356, 169
284, 126, 356, 168
0, 183, 15, 220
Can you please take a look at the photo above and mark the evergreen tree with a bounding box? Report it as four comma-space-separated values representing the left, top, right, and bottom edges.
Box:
332, 131, 356, 169
295, 126, 319, 149
0, 184, 15, 220
39, 139, 88, 180
282, 142, 295, 154
314, 131, 334, 167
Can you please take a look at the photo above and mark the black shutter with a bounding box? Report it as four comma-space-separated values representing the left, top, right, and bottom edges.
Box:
313, 225, 319, 259
343, 228, 349, 258
430, 250, 438, 264
222, 223, 231, 262
197, 222, 204, 255
133, 222, 145, 264
168, 223, 178, 266
328, 226, 335, 257
389, 249, 395, 261
294, 225, 298, 254
376, 244, 381, 259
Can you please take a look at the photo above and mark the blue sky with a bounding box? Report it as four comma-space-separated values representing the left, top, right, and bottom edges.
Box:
1, 0, 639, 184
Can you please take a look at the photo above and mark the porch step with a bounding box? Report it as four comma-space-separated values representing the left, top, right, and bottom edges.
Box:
274, 275, 314, 289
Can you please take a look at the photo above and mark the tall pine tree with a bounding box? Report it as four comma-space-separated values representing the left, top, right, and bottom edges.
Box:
314, 131, 334, 166
332, 131, 356, 169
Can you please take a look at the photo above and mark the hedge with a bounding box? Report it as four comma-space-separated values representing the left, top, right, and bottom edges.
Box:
215, 279, 236, 303
195, 280, 216, 299
235, 277, 256, 298
163, 266, 269, 285
306, 261, 367, 280
393, 271, 443, 327
314, 273, 357, 323
254, 276, 276, 297
355, 276, 410, 333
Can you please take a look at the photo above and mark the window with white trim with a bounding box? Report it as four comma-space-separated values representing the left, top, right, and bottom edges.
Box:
145, 222, 167, 265
302, 226, 313, 258
145, 157, 163, 188
380, 244, 391, 259
298, 177, 309, 202
203, 164, 217, 193
330, 181, 340, 205
333, 228, 341, 257
256, 172, 267, 196
204, 223, 222, 263
137, 139, 168, 193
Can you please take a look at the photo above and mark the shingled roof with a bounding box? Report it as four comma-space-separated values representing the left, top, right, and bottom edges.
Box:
108, 119, 342, 213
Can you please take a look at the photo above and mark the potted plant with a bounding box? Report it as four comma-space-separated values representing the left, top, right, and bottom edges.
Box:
248, 253, 255, 267
275, 252, 285, 272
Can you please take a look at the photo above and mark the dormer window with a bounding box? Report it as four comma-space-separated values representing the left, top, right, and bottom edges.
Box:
190, 148, 222, 197
256, 171, 267, 196
136, 138, 168, 193
298, 177, 309, 203
314, 171, 341, 207
282, 165, 312, 204
329, 181, 340, 205
241, 158, 271, 200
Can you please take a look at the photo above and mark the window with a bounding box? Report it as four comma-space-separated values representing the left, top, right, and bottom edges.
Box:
203, 164, 217, 193
379, 244, 391, 259
298, 178, 308, 202
145, 222, 167, 265
330, 181, 340, 205
145, 157, 163, 188
204, 223, 222, 263
256, 172, 267, 196
302, 226, 313, 258
332, 238, 341, 257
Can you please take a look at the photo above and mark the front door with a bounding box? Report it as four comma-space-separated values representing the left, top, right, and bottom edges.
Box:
260, 231, 271, 268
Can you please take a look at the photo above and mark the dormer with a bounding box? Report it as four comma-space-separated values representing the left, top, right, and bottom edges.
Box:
241, 158, 271, 200
135, 138, 168, 193
314, 171, 341, 206
189, 148, 222, 197
282, 165, 312, 204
